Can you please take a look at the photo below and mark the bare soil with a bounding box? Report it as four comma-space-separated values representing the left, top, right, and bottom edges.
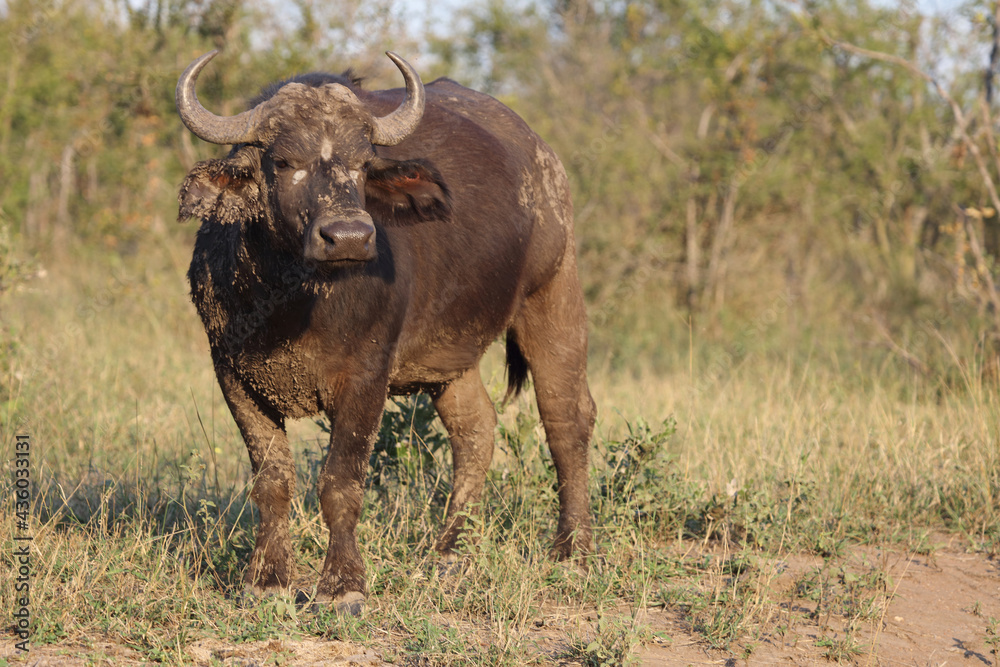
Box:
3, 541, 998, 666
638, 542, 1000, 666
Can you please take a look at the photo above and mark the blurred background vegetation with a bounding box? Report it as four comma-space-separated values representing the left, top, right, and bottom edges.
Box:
2, 0, 1000, 384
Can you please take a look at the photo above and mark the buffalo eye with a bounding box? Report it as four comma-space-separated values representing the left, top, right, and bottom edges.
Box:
273, 157, 291, 170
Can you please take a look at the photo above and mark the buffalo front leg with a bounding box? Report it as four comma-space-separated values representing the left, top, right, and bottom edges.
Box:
216, 365, 296, 595
431, 367, 497, 557
315, 377, 386, 615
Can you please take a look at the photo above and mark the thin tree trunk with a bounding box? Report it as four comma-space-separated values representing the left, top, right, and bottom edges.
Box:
56, 144, 75, 246
25, 164, 47, 239
707, 182, 739, 312
988, 0, 1000, 104
685, 194, 700, 310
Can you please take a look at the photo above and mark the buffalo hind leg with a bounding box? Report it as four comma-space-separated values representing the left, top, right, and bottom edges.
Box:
431, 367, 497, 557
216, 366, 296, 596
315, 375, 386, 615
510, 259, 596, 559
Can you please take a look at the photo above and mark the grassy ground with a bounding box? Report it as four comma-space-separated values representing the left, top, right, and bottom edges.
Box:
1, 240, 998, 664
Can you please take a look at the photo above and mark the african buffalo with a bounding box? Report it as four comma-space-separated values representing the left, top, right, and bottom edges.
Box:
175, 50, 595, 613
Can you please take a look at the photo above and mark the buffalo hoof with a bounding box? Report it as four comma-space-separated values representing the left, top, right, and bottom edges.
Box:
335, 591, 365, 616
553, 558, 589, 577
306, 590, 365, 617
237, 584, 285, 608
551, 548, 601, 577
436, 553, 466, 579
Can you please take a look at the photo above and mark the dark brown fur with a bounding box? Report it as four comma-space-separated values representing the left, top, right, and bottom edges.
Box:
179, 66, 595, 612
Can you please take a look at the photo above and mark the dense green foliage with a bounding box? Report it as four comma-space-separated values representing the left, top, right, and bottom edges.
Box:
2, 0, 1000, 374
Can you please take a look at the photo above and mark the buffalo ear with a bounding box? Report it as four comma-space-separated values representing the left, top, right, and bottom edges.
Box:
178, 154, 262, 224
364, 157, 452, 225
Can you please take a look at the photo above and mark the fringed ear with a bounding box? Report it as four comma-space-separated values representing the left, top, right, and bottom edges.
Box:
178, 152, 263, 225
364, 157, 452, 225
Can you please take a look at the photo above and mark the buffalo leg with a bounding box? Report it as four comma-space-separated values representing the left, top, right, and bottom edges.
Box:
315, 377, 385, 613
431, 367, 497, 556
216, 365, 296, 594
510, 256, 596, 559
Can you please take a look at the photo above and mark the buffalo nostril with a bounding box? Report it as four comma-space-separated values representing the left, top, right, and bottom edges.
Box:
319, 226, 337, 246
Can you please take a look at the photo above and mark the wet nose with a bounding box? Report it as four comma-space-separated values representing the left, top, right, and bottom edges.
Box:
306, 217, 377, 263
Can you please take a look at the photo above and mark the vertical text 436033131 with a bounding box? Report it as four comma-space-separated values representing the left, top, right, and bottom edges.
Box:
13, 433, 32, 652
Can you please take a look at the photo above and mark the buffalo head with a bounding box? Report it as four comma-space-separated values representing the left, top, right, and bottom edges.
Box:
176, 51, 450, 264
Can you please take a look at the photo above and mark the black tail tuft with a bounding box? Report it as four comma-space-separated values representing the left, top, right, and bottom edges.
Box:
504, 330, 530, 402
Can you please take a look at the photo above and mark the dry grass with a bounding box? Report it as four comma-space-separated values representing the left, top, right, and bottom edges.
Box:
1, 242, 998, 664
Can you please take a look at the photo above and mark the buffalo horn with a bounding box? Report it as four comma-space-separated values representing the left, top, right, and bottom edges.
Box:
176, 50, 265, 145
370, 52, 426, 146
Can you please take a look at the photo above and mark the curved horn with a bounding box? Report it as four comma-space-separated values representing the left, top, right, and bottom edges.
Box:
176, 50, 265, 145
370, 52, 425, 146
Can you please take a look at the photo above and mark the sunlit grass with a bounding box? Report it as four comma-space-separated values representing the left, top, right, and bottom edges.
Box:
1, 243, 997, 662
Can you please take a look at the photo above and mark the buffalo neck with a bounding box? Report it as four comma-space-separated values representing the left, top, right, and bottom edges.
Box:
189, 214, 401, 362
